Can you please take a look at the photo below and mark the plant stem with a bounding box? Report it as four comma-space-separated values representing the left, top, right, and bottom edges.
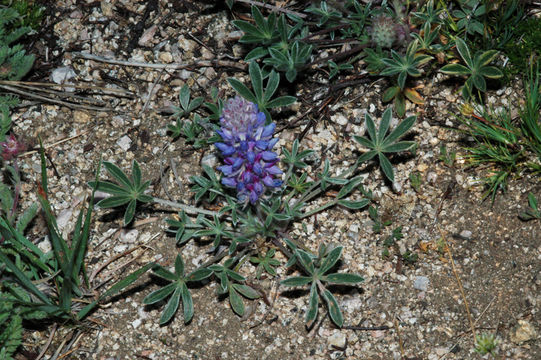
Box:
152, 197, 219, 216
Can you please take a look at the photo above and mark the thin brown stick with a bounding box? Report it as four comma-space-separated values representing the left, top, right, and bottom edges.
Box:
89, 245, 145, 284
234, 0, 307, 18
20, 129, 92, 157
0, 80, 134, 96
36, 323, 57, 360
0, 84, 114, 111
394, 318, 406, 359
438, 225, 477, 342
72, 52, 247, 71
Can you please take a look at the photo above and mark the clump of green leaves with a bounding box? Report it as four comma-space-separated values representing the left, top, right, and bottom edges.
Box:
88, 160, 153, 225
143, 254, 213, 324
0, 150, 154, 328
519, 192, 540, 221
460, 59, 541, 201
475, 332, 498, 356
440, 37, 503, 100
281, 243, 363, 327
504, 17, 541, 74
354, 107, 416, 182
228, 61, 296, 121
0, 7, 34, 81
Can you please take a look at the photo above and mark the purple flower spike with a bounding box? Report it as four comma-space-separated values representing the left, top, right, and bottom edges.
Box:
215, 96, 283, 204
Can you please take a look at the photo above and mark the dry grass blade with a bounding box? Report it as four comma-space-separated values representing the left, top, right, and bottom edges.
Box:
438, 225, 477, 342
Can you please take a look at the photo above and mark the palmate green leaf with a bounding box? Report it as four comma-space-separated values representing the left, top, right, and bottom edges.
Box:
440, 63, 471, 76
477, 50, 499, 67
379, 153, 394, 182
324, 273, 364, 284
233, 283, 260, 299
306, 282, 318, 327
472, 74, 486, 92
322, 289, 343, 327
337, 199, 370, 210
280, 276, 312, 286
174, 254, 184, 277
227, 78, 257, 103
231, 20, 265, 43
364, 112, 377, 143
152, 264, 178, 281
266, 96, 296, 108
353, 135, 373, 149
296, 249, 315, 274
229, 287, 244, 316
132, 160, 142, 188
394, 92, 406, 118
479, 66, 503, 79
187, 268, 212, 282
245, 47, 268, 61
103, 161, 132, 189
160, 285, 182, 325
87, 181, 125, 196
96, 196, 131, 208
455, 38, 473, 68
318, 246, 342, 275
382, 86, 400, 102
143, 282, 177, 305
249, 61, 263, 101
357, 150, 377, 164
382, 141, 416, 153
181, 282, 194, 323
264, 70, 280, 103
382, 115, 416, 146
123, 199, 137, 225
378, 107, 393, 141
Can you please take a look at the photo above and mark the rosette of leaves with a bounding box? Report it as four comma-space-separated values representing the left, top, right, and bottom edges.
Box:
232, 6, 311, 82
281, 244, 364, 327
228, 61, 296, 121
88, 160, 153, 225
380, 41, 432, 116
143, 254, 212, 324
440, 37, 503, 100
353, 107, 416, 182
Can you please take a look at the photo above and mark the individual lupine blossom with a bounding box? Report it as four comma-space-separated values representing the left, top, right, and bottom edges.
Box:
0, 133, 25, 161
215, 96, 283, 204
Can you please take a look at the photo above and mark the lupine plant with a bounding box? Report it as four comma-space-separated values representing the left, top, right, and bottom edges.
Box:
87, 64, 418, 328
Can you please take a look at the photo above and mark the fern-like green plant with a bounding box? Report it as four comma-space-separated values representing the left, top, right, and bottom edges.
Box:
0, 8, 34, 81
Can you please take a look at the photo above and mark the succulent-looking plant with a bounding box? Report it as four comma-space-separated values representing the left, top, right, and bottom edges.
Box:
215, 96, 283, 204
370, 14, 409, 49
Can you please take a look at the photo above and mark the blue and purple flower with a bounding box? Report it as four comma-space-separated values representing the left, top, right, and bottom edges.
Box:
215, 96, 282, 204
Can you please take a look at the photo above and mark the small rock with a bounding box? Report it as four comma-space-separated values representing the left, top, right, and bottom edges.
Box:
51, 66, 76, 90
120, 229, 139, 243
131, 318, 142, 329
158, 52, 173, 63
510, 320, 537, 344
459, 230, 472, 240
116, 135, 132, 151
74, 110, 91, 124
332, 114, 348, 126
413, 276, 430, 291
369, 103, 376, 113
201, 154, 217, 168
328, 330, 347, 350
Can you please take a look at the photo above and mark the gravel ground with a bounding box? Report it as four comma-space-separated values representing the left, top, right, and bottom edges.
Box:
10, 1, 540, 359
